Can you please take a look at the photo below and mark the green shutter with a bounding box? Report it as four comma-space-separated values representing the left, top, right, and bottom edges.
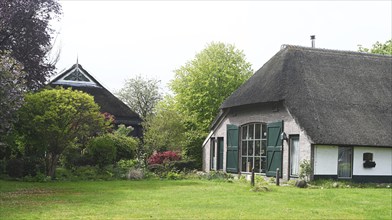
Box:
226, 124, 239, 173
266, 121, 283, 177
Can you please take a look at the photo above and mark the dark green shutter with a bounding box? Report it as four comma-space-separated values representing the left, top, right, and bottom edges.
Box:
226, 124, 239, 173
266, 121, 283, 177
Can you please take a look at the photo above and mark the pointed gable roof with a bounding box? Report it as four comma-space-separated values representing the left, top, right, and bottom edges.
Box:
221, 45, 392, 147
49, 63, 142, 126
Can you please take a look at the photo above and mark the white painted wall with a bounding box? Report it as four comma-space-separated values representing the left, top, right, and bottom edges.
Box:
201, 103, 313, 180
353, 147, 392, 176
314, 145, 338, 175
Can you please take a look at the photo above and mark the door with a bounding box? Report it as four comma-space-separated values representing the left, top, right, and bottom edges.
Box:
226, 124, 239, 173
266, 121, 283, 177
338, 147, 352, 179
217, 137, 224, 170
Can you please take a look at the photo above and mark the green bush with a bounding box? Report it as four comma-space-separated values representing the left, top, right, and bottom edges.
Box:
74, 166, 99, 180
87, 135, 117, 168
169, 159, 198, 171
114, 159, 138, 179
166, 171, 183, 180
6, 158, 24, 178
114, 135, 138, 161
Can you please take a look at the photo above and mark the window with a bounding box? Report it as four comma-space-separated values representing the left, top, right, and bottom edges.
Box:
338, 147, 352, 178
289, 136, 300, 176
240, 123, 267, 173
210, 138, 215, 170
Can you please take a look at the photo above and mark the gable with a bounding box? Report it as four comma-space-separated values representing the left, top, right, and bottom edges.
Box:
50, 64, 101, 88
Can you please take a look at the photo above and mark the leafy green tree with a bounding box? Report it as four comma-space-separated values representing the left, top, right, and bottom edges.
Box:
170, 42, 253, 165
116, 75, 162, 120
143, 96, 186, 153
358, 39, 392, 55
0, 0, 62, 90
15, 87, 111, 178
0, 52, 26, 138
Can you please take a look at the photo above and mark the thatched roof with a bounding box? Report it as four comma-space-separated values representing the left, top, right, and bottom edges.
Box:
49, 64, 142, 126
221, 45, 392, 147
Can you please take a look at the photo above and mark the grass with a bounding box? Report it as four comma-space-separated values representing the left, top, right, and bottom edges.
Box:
0, 179, 391, 219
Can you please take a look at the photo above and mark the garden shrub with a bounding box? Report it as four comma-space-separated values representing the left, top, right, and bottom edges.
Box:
87, 134, 117, 168
74, 166, 99, 180
147, 151, 181, 165
6, 158, 24, 178
166, 171, 183, 180
114, 159, 138, 179
169, 159, 198, 171
127, 168, 144, 180
299, 159, 312, 181
113, 135, 138, 161
204, 171, 233, 181
147, 164, 166, 177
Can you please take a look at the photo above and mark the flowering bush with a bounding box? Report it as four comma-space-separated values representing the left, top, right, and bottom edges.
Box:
147, 151, 181, 165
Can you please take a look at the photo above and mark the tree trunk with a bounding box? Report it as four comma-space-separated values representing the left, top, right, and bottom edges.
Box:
46, 153, 59, 179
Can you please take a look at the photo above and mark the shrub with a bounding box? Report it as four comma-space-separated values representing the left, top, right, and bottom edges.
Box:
169, 159, 198, 171
147, 151, 181, 165
147, 164, 166, 177
299, 159, 312, 181
114, 135, 138, 161
166, 171, 183, 180
74, 166, 99, 180
127, 168, 144, 180
87, 135, 117, 168
114, 159, 138, 179
6, 158, 24, 178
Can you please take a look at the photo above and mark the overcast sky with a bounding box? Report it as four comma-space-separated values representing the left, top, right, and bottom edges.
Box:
52, 1, 392, 93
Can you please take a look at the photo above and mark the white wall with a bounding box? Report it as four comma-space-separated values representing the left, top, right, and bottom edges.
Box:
202, 103, 313, 180
353, 147, 392, 176
314, 145, 338, 175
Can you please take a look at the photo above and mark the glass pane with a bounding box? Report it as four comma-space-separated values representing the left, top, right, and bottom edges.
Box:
242, 126, 247, 140
247, 157, 253, 172
255, 157, 261, 173
248, 141, 253, 156
262, 124, 267, 139
261, 140, 267, 156
249, 124, 254, 139
241, 141, 247, 155
290, 137, 299, 176
260, 158, 266, 173
255, 124, 261, 139
338, 147, 352, 178
241, 157, 247, 172
255, 141, 261, 156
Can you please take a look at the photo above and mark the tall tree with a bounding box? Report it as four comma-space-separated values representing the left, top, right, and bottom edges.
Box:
358, 39, 392, 55
15, 88, 111, 178
0, 52, 26, 138
170, 42, 253, 165
0, 0, 62, 90
143, 96, 186, 153
116, 75, 162, 120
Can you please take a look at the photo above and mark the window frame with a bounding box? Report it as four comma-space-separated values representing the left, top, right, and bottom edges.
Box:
289, 135, 300, 177
240, 123, 267, 174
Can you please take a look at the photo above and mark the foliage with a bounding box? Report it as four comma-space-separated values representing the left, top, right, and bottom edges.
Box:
116, 75, 162, 120
0, 52, 26, 138
358, 39, 392, 55
127, 168, 144, 180
87, 135, 117, 168
299, 159, 312, 181
5, 159, 24, 178
14, 87, 111, 178
168, 159, 198, 172
143, 96, 186, 153
202, 170, 234, 181
147, 151, 181, 165
114, 124, 134, 137
0, 0, 62, 90
170, 42, 253, 165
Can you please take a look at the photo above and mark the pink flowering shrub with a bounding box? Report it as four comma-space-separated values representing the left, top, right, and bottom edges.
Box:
147, 151, 181, 165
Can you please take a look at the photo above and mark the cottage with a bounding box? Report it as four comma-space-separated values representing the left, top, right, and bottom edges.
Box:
202, 45, 392, 182
49, 62, 142, 138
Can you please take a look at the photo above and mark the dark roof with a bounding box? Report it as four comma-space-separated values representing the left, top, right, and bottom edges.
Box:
49, 64, 142, 126
221, 45, 392, 147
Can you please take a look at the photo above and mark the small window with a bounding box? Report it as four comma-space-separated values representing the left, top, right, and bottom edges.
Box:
363, 153, 373, 161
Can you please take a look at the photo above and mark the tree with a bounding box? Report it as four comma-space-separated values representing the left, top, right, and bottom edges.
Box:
116, 75, 162, 120
15, 87, 111, 178
0, 52, 26, 138
358, 39, 392, 55
143, 96, 186, 153
170, 42, 253, 165
0, 0, 62, 90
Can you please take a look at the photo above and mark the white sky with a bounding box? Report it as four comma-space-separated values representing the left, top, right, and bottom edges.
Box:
52, 1, 392, 94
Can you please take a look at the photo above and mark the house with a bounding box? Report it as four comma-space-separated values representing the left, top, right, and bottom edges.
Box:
202, 45, 392, 183
49, 62, 143, 138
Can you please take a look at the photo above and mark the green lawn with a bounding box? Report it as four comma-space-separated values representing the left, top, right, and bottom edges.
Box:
0, 179, 391, 219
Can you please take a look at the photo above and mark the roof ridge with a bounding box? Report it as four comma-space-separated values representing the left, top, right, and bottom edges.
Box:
281, 44, 392, 58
